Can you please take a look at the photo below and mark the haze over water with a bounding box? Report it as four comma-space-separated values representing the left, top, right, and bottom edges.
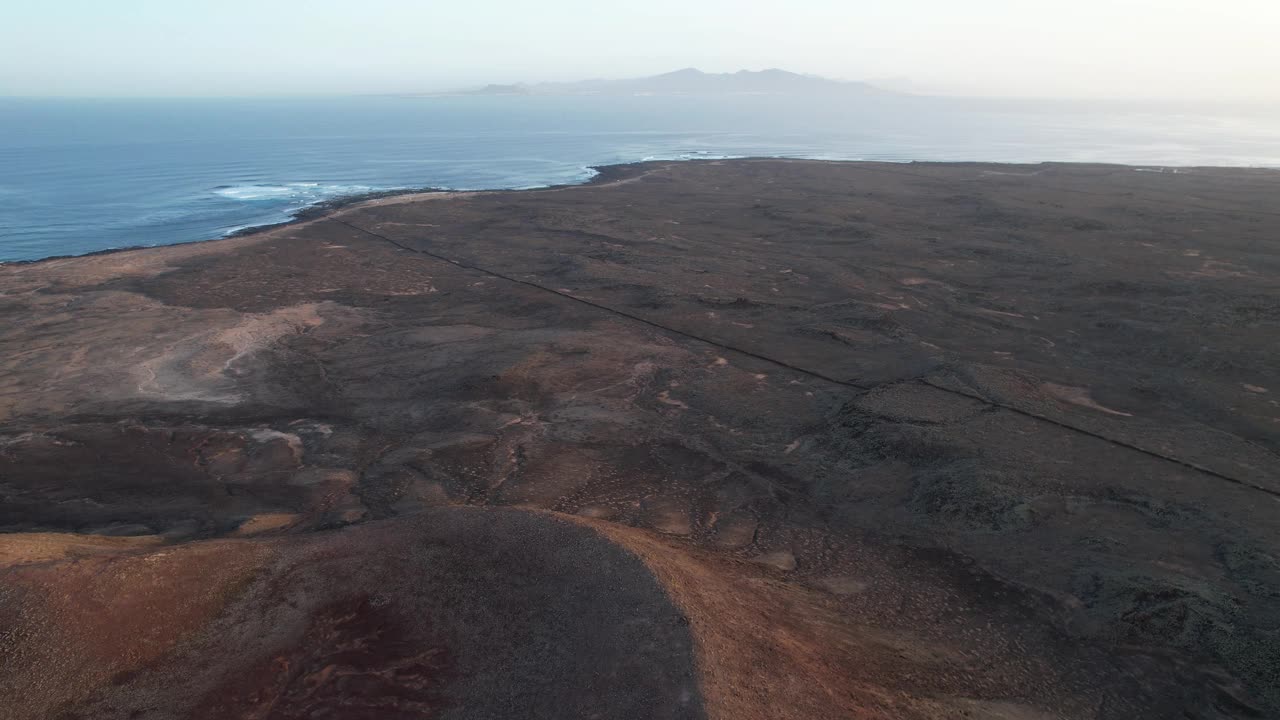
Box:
2, 93, 1279, 262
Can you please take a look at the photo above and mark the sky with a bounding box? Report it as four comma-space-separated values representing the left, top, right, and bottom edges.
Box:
2, 0, 1278, 102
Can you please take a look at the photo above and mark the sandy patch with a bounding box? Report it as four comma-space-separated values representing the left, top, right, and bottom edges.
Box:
657, 390, 689, 410
232, 513, 302, 536
249, 429, 305, 461
642, 497, 694, 535
1042, 383, 1133, 417
812, 575, 871, 596
709, 514, 758, 549
134, 302, 350, 403
751, 550, 797, 571
0, 532, 164, 568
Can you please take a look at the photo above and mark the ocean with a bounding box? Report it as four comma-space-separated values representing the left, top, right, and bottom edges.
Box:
2, 94, 1279, 262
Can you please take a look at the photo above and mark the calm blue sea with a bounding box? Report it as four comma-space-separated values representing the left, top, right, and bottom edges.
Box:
2, 94, 1279, 262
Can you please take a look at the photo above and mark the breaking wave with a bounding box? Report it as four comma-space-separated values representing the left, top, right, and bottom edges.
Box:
639, 151, 746, 162
212, 182, 385, 203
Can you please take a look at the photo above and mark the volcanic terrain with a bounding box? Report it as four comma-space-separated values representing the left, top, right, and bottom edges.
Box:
2, 159, 1278, 719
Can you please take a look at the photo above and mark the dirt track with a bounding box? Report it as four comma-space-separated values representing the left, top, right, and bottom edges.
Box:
2, 159, 1278, 719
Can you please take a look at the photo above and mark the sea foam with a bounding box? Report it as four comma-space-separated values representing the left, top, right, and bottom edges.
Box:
212, 182, 381, 202
639, 152, 746, 162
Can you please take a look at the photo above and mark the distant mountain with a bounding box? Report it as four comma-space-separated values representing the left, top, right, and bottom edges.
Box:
446, 69, 890, 97
469, 83, 534, 96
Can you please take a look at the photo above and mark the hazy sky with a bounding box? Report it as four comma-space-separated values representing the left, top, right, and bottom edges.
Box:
3, 0, 1277, 101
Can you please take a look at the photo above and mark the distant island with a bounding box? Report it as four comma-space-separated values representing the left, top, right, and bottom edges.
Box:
433, 68, 892, 97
